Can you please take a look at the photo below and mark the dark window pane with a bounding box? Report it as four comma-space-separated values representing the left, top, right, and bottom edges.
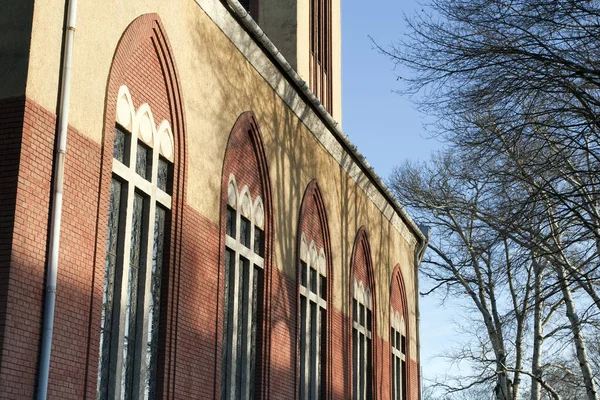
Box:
235, 257, 248, 396
359, 304, 365, 326
366, 337, 372, 399
123, 193, 145, 399
310, 267, 317, 293
240, 216, 251, 248
309, 302, 317, 400
226, 206, 236, 238
98, 178, 123, 399
146, 206, 166, 399
401, 335, 406, 355
317, 0, 322, 62
401, 359, 406, 400
136, 142, 152, 180
392, 349, 396, 400
310, 0, 316, 54
352, 328, 358, 400
299, 296, 307, 399
319, 307, 326, 399
157, 157, 169, 193
240, 258, 252, 399
324, 0, 329, 72
222, 248, 236, 399
359, 332, 365, 398
353, 299, 357, 323
391, 328, 395, 348
397, 332, 402, 353
319, 275, 326, 299
253, 227, 264, 257
249, 265, 261, 400
114, 126, 130, 165
367, 309, 372, 330
301, 261, 308, 288
251, 266, 264, 400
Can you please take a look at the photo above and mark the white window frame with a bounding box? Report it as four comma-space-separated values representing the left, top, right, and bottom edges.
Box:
391, 310, 406, 400
98, 85, 175, 400
221, 173, 265, 400
353, 279, 372, 400
299, 233, 327, 400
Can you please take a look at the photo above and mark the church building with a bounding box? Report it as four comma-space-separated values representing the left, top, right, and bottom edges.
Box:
0, 0, 427, 398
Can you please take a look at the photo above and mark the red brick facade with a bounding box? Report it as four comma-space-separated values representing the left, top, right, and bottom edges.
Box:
0, 9, 421, 400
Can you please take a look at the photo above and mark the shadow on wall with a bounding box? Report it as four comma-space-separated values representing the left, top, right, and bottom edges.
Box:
184, 6, 407, 399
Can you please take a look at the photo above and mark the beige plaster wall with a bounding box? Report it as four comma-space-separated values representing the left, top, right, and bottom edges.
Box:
25, 0, 416, 350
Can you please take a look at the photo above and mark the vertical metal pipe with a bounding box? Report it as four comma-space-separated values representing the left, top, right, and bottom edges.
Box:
36, 0, 77, 398
415, 225, 429, 400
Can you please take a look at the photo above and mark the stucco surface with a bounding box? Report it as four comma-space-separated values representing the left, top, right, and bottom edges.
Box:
25, 0, 418, 348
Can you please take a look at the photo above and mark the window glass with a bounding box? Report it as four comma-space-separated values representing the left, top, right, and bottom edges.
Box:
221, 176, 265, 400
98, 121, 172, 400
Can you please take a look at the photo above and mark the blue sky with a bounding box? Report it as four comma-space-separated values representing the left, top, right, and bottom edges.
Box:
341, 0, 458, 383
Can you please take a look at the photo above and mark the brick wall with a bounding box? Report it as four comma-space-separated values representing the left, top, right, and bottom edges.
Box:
0, 97, 54, 399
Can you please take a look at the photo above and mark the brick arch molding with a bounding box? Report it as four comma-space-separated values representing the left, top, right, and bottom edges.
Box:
218, 111, 273, 399
295, 179, 333, 400
391, 263, 412, 400
349, 226, 378, 399
91, 13, 188, 399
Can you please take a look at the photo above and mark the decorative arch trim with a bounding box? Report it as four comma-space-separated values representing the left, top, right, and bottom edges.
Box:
93, 12, 187, 399
219, 111, 273, 399
350, 226, 376, 308
349, 226, 378, 400
295, 179, 333, 399
390, 264, 411, 400
220, 111, 273, 240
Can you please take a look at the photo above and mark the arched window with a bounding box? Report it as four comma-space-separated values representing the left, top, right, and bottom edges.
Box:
390, 266, 409, 400
219, 111, 271, 400
351, 227, 375, 400
98, 85, 174, 400
221, 174, 265, 400
391, 311, 406, 400
296, 179, 331, 400
299, 234, 327, 399
353, 280, 373, 400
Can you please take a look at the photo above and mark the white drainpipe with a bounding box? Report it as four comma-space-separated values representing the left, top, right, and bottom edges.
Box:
415, 225, 429, 400
37, 0, 78, 398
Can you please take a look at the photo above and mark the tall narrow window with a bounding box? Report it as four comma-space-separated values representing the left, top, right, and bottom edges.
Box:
310, 0, 332, 113
353, 280, 372, 400
299, 234, 327, 400
391, 311, 406, 400
222, 175, 265, 400
98, 86, 175, 400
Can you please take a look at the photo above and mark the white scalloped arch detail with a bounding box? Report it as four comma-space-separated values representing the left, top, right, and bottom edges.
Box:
239, 187, 253, 218
116, 86, 135, 131
253, 197, 265, 230
115, 85, 175, 162
300, 234, 327, 277
227, 173, 264, 227
391, 309, 405, 335
228, 174, 238, 208
354, 279, 372, 309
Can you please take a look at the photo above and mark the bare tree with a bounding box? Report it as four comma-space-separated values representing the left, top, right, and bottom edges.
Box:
379, 1, 600, 398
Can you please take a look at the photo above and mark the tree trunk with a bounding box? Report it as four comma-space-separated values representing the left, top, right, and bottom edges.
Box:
556, 264, 599, 400
530, 260, 543, 400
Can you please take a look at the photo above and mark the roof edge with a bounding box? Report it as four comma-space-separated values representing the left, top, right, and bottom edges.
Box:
215, 0, 427, 247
